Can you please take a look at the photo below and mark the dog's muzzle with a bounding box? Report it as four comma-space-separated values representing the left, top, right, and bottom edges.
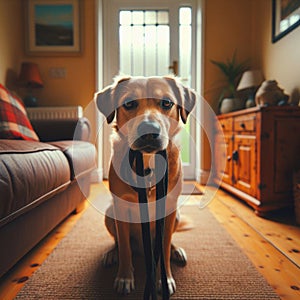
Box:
133, 120, 163, 153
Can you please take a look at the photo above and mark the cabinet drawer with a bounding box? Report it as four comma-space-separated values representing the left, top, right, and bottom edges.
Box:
219, 118, 233, 131
234, 114, 256, 132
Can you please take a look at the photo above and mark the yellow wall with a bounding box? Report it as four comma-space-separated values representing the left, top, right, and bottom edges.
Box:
201, 0, 300, 179
202, 0, 256, 177
203, 0, 256, 109
0, 0, 24, 89
254, 0, 300, 104
0, 0, 96, 108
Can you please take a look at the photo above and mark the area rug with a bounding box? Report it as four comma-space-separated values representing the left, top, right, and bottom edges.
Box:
182, 182, 203, 195
16, 201, 279, 299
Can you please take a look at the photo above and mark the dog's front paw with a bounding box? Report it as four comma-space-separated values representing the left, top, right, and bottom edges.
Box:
158, 277, 176, 296
114, 277, 135, 295
102, 246, 118, 267
171, 246, 187, 266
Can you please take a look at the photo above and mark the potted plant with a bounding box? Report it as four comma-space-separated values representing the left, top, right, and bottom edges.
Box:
211, 51, 249, 114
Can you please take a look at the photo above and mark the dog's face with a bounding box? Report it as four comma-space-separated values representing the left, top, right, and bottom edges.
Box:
96, 76, 196, 153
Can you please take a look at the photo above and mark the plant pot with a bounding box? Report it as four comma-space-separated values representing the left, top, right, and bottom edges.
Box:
220, 98, 244, 114
233, 98, 245, 111
220, 98, 234, 114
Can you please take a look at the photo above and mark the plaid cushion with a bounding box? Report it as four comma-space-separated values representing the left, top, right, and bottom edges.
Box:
0, 84, 39, 141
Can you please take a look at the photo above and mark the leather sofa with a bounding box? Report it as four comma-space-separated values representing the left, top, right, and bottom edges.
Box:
0, 118, 97, 277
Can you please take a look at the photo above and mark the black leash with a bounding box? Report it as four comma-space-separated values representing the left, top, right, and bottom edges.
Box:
154, 150, 169, 300
129, 149, 170, 300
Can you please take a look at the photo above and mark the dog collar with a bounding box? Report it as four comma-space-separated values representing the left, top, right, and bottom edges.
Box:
120, 153, 156, 192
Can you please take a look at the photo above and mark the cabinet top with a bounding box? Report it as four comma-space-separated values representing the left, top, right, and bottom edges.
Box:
217, 105, 300, 119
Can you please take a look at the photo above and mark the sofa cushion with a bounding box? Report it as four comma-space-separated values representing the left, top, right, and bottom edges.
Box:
0, 140, 70, 225
50, 141, 97, 180
31, 118, 91, 142
0, 84, 39, 141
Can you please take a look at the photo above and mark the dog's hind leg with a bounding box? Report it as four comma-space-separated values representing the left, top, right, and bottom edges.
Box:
170, 210, 188, 266
171, 244, 187, 266
102, 205, 119, 267
102, 244, 118, 267
171, 211, 191, 267
104, 205, 117, 237
160, 210, 178, 295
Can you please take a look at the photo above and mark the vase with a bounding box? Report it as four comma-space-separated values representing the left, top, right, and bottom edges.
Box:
220, 98, 234, 114
220, 98, 244, 114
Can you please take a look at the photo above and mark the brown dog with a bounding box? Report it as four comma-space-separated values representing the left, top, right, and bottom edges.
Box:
96, 76, 196, 295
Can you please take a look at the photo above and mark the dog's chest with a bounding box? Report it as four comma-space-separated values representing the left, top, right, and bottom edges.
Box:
127, 188, 157, 221
129, 218, 157, 253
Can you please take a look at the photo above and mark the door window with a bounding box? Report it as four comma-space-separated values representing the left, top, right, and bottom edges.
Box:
119, 10, 170, 76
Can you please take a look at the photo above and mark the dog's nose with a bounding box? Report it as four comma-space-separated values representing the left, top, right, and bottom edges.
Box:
137, 121, 161, 140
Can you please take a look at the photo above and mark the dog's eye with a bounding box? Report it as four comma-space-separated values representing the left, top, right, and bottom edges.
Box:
160, 98, 174, 110
123, 99, 138, 110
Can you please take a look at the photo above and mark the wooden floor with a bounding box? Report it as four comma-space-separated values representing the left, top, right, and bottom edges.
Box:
0, 182, 300, 299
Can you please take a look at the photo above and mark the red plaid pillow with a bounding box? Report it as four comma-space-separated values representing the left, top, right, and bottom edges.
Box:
0, 84, 39, 141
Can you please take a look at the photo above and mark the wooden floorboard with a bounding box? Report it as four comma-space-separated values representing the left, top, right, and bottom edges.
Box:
215, 188, 300, 268
205, 185, 300, 300
0, 182, 300, 299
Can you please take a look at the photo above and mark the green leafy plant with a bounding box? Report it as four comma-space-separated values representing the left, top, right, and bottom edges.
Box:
211, 51, 249, 102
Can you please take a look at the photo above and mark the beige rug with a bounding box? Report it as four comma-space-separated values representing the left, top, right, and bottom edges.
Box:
16, 200, 279, 299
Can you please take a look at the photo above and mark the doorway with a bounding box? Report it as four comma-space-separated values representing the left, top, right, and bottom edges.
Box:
99, 0, 203, 180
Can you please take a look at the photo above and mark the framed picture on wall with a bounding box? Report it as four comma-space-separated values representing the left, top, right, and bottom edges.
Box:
26, 0, 82, 55
272, 0, 300, 42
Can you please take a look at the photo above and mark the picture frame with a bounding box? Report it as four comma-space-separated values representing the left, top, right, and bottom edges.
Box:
25, 0, 82, 55
272, 0, 300, 43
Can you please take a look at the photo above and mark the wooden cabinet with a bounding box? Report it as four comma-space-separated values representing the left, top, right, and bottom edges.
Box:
214, 106, 300, 216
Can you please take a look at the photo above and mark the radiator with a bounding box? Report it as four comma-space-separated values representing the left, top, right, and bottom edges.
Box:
26, 106, 83, 121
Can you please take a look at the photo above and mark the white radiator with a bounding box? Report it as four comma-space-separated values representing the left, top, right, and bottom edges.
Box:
27, 106, 83, 120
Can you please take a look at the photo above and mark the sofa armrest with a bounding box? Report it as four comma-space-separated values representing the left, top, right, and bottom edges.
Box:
30, 117, 91, 142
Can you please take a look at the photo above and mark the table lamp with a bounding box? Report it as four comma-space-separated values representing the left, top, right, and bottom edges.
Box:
237, 70, 264, 107
18, 62, 43, 107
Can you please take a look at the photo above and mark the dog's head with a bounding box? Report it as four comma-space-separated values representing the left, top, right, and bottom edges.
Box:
95, 76, 197, 153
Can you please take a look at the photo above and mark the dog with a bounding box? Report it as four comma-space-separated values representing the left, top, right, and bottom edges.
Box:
96, 75, 196, 295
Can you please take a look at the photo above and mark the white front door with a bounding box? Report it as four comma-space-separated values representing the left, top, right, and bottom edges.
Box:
101, 0, 201, 179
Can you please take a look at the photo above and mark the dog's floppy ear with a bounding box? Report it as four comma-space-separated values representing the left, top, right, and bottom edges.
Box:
181, 85, 197, 123
95, 85, 115, 123
164, 76, 197, 124
95, 76, 131, 124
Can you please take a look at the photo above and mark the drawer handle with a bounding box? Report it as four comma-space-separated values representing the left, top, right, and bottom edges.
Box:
232, 150, 239, 162
240, 123, 246, 129
227, 156, 232, 161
